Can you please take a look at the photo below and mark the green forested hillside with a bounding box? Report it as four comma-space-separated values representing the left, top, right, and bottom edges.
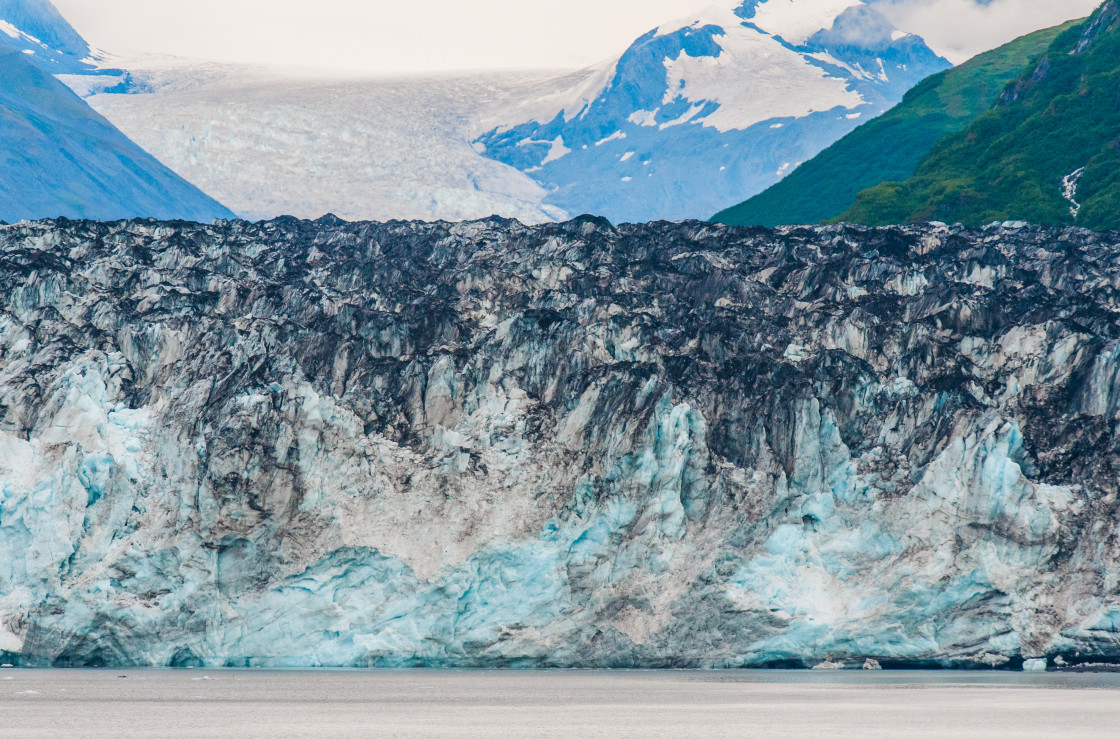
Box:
839, 2, 1120, 230
712, 22, 1073, 227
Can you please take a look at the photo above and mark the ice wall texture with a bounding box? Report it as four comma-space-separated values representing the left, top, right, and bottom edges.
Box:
475, 0, 949, 224
2, 217, 1120, 669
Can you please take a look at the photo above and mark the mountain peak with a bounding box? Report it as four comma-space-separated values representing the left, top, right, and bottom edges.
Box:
0, 0, 94, 74
737, 0, 865, 46
474, 0, 948, 224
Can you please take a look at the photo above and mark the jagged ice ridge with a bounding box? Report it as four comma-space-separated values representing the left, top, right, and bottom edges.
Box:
1, 217, 1120, 669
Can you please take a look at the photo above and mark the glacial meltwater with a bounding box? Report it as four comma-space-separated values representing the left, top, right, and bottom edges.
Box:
0, 670, 1118, 737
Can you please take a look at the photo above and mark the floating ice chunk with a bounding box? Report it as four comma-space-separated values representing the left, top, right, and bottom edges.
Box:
1023, 658, 1047, 672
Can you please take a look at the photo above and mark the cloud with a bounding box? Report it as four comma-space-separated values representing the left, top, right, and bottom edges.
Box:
51, 0, 719, 73
871, 0, 1101, 63
51, 0, 1105, 72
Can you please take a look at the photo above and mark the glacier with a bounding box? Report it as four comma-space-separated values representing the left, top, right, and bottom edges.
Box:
1, 216, 1120, 669
474, 0, 950, 224
85, 62, 570, 224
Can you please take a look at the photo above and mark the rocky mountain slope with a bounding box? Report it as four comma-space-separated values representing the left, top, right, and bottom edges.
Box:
839, 0, 1120, 230
0, 0, 95, 74
474, 0, 949, 224
712, 21, 1075, 227
0, 38, 234, 223
2, 216, 1120, 669
0, 0, 137, 95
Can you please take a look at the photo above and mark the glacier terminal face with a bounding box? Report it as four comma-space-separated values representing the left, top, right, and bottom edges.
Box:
474, 0, 950, 224
0, 217, 1119, 669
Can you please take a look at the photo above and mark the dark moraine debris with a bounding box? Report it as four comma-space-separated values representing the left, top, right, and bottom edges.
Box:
1, 215, 1119, 669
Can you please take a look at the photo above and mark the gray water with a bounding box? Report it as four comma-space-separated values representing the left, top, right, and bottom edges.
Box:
1, 669, 1119, 738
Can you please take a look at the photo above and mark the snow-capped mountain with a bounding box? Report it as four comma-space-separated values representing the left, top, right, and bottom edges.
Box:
0, 34, 233, 222
87, 64, 570, 224
0, 0, 137, 97
0, 0, 92, 73
474, 0, 951, 223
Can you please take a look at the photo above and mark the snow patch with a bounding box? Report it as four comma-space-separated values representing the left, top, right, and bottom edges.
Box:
595, 131, 626, 146
628, 109, 659, 127
662, 22, 864, 132
494, 62, 615, 130
1062, 167, 1087, 219
541, 136, 571, 165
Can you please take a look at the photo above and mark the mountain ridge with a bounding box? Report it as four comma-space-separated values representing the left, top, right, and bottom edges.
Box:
837, 0, 1120, 230
0, 30, 234, 222
474, 0, 949, 224
711, 21, 1076, 226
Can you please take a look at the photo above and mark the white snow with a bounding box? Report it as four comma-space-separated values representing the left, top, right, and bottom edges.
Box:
483, 62, 616, 134
88, 61, 569, 224
744, 0, 864, 46
628, 109, 659, 127
807, 51, 875, 81
1062, 167, 1087, 219
595, 131, 626, 146
658, 103, 706, 129
541, 136, 571, 165
662, 20, 864, 132
0, 21, 20, 39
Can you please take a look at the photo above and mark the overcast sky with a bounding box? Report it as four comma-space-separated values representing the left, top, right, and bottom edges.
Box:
53, 0, 1102, 73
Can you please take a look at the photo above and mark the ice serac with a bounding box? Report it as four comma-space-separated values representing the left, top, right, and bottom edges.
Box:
2, 217, 1120, 669
474, 0, 950, 224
